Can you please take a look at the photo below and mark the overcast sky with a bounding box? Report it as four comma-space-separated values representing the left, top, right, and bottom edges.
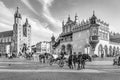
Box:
0, 0, 120, 45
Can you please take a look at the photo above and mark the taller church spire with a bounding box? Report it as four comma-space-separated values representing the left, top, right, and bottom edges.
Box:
14, 6, 22, 19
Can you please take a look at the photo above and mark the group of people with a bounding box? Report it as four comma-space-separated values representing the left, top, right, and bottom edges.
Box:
113, 54, 120, 66
38, 51, 89, 70
68, 52, 86, 70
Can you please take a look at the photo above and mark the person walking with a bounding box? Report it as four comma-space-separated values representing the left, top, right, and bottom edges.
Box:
77, 52, 82, 70
81, 54, 86, 69
68, 54, 73, 69
118, 55, 120, 66
73, 52, 77, 69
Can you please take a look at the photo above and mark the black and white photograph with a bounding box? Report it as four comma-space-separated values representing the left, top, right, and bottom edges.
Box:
0, 0, 120, 80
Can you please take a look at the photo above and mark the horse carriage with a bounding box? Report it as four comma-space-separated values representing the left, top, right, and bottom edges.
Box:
48, 54, 69, 67
48, 53, 92, 68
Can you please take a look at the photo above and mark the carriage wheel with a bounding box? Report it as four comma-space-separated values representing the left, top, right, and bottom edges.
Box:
49, 60, 53, 66
59, 60, 64, 68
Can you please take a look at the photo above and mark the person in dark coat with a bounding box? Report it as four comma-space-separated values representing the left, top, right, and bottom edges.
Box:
77, 52, 82, 70
118, 55, 120, 66
68, 54, 73, 69
73, 52, 77, 69
81, 54, 86, 69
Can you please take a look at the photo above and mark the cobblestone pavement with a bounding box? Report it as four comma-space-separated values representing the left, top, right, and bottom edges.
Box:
0, 58, 120, 80
0, 58, 119, 73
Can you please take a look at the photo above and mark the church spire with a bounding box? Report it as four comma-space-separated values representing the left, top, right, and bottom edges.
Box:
26, 18, 28, 24
93, 10, 95, 16
62, 20, 64, 27
75, 13, 78, 23
90, 10, 97, 24
68, 14, 71, 21
17, 6, 19, 13
14, 6, 22, 18
92, 10, 97, 19
51, 34, 55, 42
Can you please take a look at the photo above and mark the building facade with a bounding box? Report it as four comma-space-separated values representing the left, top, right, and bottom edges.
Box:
36, 41, 51, 54
54, 12, 120, 57
0, 7, 31, 56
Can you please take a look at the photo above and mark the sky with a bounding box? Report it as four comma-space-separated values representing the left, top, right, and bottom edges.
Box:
0, 0, 120, 45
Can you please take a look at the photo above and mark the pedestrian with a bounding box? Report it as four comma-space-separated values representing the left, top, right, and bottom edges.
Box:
101, 50, 104, 58
73, 52, 77, 69
68, 54, 73, 69
118, 55, 120, 66
77, 52, 82, 70
81, 54, 86, 69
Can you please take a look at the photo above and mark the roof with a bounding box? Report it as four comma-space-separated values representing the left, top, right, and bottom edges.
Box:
0, 30, 13, 37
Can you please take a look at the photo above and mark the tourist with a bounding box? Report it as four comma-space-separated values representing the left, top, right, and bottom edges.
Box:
68, 54, 73, 69
73, 52, 77, 69
118, 55, 120, 66
77, 52, 82, 70
81, 54, 86, 69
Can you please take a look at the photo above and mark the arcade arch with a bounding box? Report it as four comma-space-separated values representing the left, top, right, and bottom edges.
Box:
104, 45, 108, 57
67, 44, 72, 55
98, 44, 103, 57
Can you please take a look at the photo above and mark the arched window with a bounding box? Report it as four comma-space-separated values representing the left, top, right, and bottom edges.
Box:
104, 45, 108, 57
61, 45, 65, 53
109, 46, 113, 57
113, 47, 116, 56
98, 44, 103, 57
67, 44, 72, 55
117, 47, 119, 55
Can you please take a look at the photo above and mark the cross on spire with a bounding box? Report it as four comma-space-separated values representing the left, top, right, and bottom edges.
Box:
93, 10, 95, 16
17, 6, 19, 12
68, 14, 71, 21
26, 18, 28, 23
75, 13, 78, 22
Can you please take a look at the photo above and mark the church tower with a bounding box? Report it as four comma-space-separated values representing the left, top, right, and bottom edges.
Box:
13, 7, 23, 55
22, 18, 31, 52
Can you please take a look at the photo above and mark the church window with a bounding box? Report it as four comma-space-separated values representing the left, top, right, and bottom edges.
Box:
9, 37, 11, 42
23, 26, 27, 37
2, 38, 4, 43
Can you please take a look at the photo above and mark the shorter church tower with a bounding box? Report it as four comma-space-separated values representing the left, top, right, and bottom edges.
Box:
22, 18, 31, 52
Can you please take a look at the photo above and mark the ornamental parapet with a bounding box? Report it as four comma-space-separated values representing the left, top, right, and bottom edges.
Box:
60, 31, 72, 37
96, 19, 109, 27
73, 23, 90, 33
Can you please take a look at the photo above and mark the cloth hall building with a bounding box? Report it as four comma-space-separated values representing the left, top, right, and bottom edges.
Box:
0, 7, 31, 56
53, 12, 120, 57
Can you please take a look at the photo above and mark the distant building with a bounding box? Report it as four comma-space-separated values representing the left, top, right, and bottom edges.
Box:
0, 7, 31, 56
36, 41, 50, 54
54, 11, 120, 57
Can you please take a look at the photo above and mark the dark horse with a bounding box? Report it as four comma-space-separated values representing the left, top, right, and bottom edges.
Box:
77, 54, 91, 70
39, 54, 45, 63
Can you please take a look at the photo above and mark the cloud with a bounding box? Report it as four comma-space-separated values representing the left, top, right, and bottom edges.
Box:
20, 0, 39, 15
20, 0, 61, 32
23, 16, 53, 44
0, 1, 13, 31
38, 0, 61, 28
0, 0, 53, 45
